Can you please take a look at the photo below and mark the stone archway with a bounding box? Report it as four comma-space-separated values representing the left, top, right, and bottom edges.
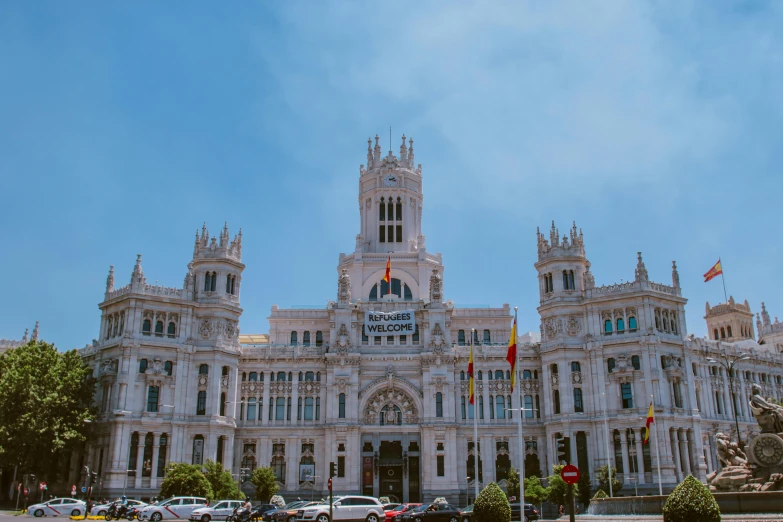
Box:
361, 371, 421, 425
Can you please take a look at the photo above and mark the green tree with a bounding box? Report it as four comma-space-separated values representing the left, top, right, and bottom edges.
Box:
203, 460, 243, 501
662, 475, 720, 522
595, 465, 622, 496
159, 463, 212, 499
547, 465, 569, 507
0, 341, 94, 478
524, 476, 548, 506
473, 482, 511, 522
577, 472, 592, 506
506, 467, 520, 501
250, 467, 278, 502
524, 453, 542, 478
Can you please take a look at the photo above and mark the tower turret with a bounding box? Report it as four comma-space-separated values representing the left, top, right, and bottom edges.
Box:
535, 221, 588, 302
704, 296, 755, 341
191, 223, 245, 304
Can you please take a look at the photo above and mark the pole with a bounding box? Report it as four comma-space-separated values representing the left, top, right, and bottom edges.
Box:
602, 392, 613, 497
329, 483, 333, 521
569, 483, 576, 522
652, 394, 663, 495
12, 464, 18, 512
514, 308, 525, 522
728, 359, 743, 450
471, 331, 480, 503
720, 258, 728, 303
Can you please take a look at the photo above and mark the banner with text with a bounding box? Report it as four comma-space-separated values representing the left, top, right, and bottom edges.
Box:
364, 310, 416, 336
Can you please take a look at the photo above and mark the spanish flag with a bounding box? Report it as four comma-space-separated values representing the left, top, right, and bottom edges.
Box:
383, 256, 391, 294
468, 343, 475, 405
704, 260, 722, 283
506, 317, 518, 392
643, 402, 654, 444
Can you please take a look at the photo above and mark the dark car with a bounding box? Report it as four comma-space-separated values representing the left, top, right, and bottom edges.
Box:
397, 503, 460, 522
262, 501, 312, 522
460, 503, 538, 522
249, 504, 276, 521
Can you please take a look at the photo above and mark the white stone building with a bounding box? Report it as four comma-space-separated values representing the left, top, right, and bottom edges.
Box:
72, 135, 783, 503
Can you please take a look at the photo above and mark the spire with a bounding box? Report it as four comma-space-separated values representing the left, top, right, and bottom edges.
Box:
634, 252, 649, 282
706, 302, 711, 315
31, 321, 39, 342
22, 328, 29, 343
131, 254, 146, 285
106, 265, 115, 293
549, 221, 559, 246
373, 134, 381, 163
757, 313, 763, 333
761, 302, 771, 326
400, 134, 408, 160
672, 261, 680, 288
408, 137, 414, 167
367, 137, 373, 168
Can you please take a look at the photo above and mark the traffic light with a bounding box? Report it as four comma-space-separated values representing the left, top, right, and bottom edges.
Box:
556, 436, 571, 465
90, 472, 98, 485
329, 462, 337, 479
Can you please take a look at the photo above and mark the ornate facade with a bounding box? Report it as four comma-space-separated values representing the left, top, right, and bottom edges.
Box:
72, 135, 783, 503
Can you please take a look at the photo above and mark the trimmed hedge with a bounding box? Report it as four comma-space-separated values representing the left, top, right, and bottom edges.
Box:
473, 482, 511, 522
662, 475, 720, 522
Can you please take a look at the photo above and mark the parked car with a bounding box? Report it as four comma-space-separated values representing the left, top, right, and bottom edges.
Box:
297, 495, 384, 522
189, 500, 243, 522
27, 498, 86, 518
250, 504, 277, 521
91, 500, 147, 517
385, 503, 421, 522
396, 503, 460, 522
263, 500, 312, 522
138, 497, 208, 521
382, 503, 401, 512
460, 502, 538, 522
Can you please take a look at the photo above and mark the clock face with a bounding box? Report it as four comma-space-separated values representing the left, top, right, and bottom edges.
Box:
383, 174, 398, 187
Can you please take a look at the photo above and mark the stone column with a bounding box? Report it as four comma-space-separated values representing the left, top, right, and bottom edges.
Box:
636, 428, 646, 483
670, 429, 681, 482
150, 433, 161, 489
134, 436, 145, 488
620, 431, 630, 483
679, 430, 691, 476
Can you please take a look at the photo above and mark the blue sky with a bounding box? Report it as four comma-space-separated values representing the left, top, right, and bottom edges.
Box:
1, 1, 781, 349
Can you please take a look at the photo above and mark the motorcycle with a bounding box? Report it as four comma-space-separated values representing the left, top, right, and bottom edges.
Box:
226, 505, 254, 522
105, 502, 135, 521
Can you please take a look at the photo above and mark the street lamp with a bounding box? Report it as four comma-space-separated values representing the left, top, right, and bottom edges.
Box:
707, 351, 750, 449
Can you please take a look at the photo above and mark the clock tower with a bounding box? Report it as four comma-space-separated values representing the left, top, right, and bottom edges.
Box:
356, 134, 424, 254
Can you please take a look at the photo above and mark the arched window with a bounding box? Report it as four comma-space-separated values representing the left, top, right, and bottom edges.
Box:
460, 370, 465, 381
196, 391, 207, 415
219, 392, 226, 416
523, 370, 532, 380
221, 365, 229, 376
714, 329, 719, 340
721, 327, 726, 339
379, 197, 385, 223
478, 370, 483, 380
288, 371, 293, 382
277, 371, 286, 381
139, 358, 148, 373
458, 330, 466, 346
473, 330, 480, 345
573, 388, 584, 412
629, 317, 637, 330
488, 371, 493, 381
204, 272, 211, 291
164, 361, 173, 376
607, 358, 616, 373
339, 393, 346, 419
553, 390, 561, 414
632, 355, 641, 370
380, 404, 402, 426
304, 397, 314, 420
506, 370, 511, 380
617, 318, 625, 332
199, 364, 209, 375
562, 271, 569, 290
305, 371, 314, 381
461, 396, 466, 420
604, 320, 612, 334
436, 392, 443, 417
403, 284, 413, 301
106, 317, 113, 339
142, 319, 151, 335
210, 272, 216, 292
568, 270, 575, 290
524, 395, 534, 418
551, 364, 558, 375
290, 331, 298, 345
249, 372, 258, 382
167, 322, 176, 338
303, 331, 311, 346
276, 397, 285, 420
495, 370, 503, 380
571, 361, 581, 373
396, 197, 402, 221
496, 396, 506, 419
483, 330, 491, 344
727, 325, 733, 338
316, 372, 321, 381
154, 321, 164, 337
315, 331, 323, 347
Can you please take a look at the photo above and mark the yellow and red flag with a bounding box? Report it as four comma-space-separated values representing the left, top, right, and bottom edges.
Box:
643, 402, 654, 444
468, 343, 475, 405
383, 256, 391, 294
506, 317, 518, 392
704, 260, 723, 283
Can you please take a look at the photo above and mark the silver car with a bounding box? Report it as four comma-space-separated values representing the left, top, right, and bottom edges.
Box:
27, 498, 86, 517
189, 501, 243, 522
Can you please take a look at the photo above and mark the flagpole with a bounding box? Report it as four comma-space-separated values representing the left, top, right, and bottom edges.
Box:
514, 307, 525, 522
720, 257, 728, 303
471, 330, 479, 502
652, 394, 663, 495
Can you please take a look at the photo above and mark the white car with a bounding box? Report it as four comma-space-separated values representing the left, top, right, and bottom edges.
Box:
139, 497, 208, 521
189, 501, 243, 522
297, 495, 384, 522
28, 498, 86, 517
90, 500, 147, 517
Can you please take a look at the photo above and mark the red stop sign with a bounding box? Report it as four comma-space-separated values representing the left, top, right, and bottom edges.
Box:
561, 464, 580, 485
